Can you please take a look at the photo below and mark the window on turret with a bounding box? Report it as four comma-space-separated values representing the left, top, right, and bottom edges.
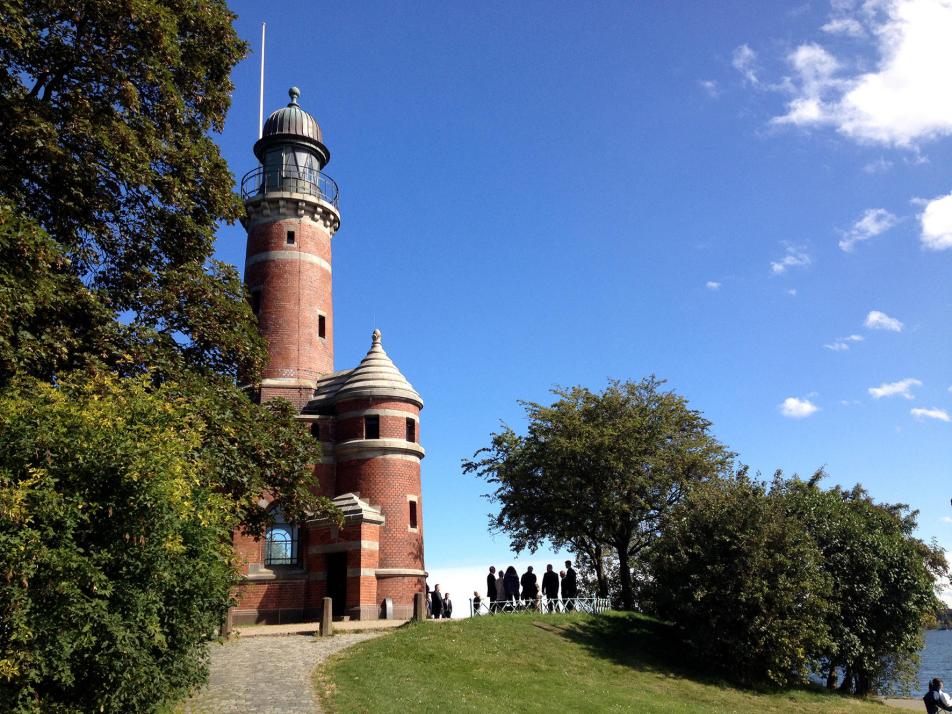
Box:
409, 500, 418, 530
364, 415, 379, 440
286, 230, 295, 245
250, 289, 261, 318
318, 314, 326, 339
406, 418, 416, 443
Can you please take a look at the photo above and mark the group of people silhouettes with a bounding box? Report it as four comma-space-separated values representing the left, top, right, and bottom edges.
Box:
426, 583, 453, 619
474, 561, 578, 613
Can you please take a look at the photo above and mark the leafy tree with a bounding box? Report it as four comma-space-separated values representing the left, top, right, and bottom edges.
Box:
778, 474, 947, 696
464, 377, 732, 610
0, 0, 263, 381
648, 474, 832, 687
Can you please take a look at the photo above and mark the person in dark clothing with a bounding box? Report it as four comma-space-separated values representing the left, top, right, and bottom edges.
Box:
541, 563, 559, 612
925, 678, 952, 713
562, 560, 578, 610
503, 566, 519, 607
442, 593, 453, 619
472, 591, 482, 615
430, 584, 443, 619
520, 566, 539, 606
486, 566, 497, 611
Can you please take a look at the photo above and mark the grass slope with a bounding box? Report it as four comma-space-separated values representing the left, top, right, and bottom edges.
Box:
318, 612, 891, 713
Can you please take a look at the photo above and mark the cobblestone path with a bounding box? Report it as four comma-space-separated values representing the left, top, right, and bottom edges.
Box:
183, 632, 381, 714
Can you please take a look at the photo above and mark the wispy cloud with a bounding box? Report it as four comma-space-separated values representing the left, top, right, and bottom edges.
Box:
863, 157, 893, 173
824, 334, 864, 351
779, 397, 820, 418
919, 191, 952, 250
865, 310, 904, 332
869, 377, 922, 399
753, 0, 952, 147
705, 281, 722, 290
771, 243, 812, 274
838, 208, 898, 252
911, 406, 950, 422
699, 80, 720, 98
732, 44, 760, 85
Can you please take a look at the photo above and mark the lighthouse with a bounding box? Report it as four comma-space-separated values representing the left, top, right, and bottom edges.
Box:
230, 89, 427, 624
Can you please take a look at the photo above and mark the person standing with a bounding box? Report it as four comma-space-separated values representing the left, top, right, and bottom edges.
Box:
473, 591, 482, 615
520, 566, 539, 609
486, 566, 497, 611
541, 564, 559, 612
431, 584, 443, 619
504, 566, 519, 607
925, 678, 952, 713
443, 592, 453, 619
562, 560, 578, 610
496, 568, 506, 611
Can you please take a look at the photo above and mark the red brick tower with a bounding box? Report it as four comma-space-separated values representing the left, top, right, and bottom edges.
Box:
240, 87, 339, 407
230, 89, 426, 625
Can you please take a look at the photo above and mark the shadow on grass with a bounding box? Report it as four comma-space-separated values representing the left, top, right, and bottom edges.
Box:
554, 612, 857, 702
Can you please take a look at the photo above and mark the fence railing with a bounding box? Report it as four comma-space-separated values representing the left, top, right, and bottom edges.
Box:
468, 597, 611, 617
240, 166, 340, 207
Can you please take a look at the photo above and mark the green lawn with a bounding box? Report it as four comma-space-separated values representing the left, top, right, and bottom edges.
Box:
317, 612, 895, 713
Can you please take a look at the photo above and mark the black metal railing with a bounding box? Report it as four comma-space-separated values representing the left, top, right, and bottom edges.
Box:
469, 596, 612, 617
241, 166, 339, 207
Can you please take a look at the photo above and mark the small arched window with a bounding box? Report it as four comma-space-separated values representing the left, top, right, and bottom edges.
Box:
264, 508, 299, 566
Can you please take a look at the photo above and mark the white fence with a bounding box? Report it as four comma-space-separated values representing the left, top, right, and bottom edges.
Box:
468, 597, 611, 617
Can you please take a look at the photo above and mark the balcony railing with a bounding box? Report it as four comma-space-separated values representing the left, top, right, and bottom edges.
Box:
241, 166, 339, 208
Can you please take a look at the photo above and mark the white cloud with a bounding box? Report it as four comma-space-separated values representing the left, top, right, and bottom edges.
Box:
824, 335, 863, 351
821, 16, 867, 36
863, 157, 893, 173
865, 310, 904, 331
838, 208, 898, 251
770, 0, 952, 147
920, 192, 952, 250
732, 44, 760, 85
699, 80, 720, 98
706, 280, 721, 290
787, 288, 798, 296
771, 243, 812, 274
911, 406, 951, 421
869, 377, 922, 399
779, 397, 820, 418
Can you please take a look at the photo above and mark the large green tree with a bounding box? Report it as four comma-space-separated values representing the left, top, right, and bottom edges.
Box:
464, 377, 733, 610
0, 0, 262, 382
0, 2, 336, 709
778, 474, 947, 696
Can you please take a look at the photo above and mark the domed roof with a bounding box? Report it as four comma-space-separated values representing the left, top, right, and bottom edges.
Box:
262, 87, 322, 142
333, 330, 423, 407
253, 87, 330, 166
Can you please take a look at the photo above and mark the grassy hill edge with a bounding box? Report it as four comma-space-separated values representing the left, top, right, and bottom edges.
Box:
316, 612, 894, 713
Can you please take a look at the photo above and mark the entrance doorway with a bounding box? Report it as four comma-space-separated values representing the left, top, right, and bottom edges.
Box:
326, 552, 347, 617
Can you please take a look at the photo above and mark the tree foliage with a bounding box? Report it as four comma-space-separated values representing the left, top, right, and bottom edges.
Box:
649, 474, 832, 687
464, 377, 733, 610
0, 0, 264, 382
648, 471, 947, 692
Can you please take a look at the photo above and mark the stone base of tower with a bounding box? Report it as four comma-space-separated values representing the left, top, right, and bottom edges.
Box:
229, 492, 425, 625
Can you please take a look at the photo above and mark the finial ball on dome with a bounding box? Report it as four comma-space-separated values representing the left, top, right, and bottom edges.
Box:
288, 86, 301, 104
372, 328, 381, 344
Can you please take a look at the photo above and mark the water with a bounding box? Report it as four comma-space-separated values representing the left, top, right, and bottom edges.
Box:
884, 629, 952, 696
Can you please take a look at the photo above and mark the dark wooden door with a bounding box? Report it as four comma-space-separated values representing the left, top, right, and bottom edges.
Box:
326, 552, 347, 617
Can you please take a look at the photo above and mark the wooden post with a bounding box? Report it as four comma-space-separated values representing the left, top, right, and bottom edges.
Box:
413, 591, 426, 621
320, 597, 333, 637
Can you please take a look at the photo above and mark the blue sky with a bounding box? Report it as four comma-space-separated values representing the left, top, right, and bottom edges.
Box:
215, 1, 952, 602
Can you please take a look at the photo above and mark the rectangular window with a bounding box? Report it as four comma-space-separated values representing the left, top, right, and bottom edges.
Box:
286, 230, 296, 245
409, 500, 418, 529
318, 314, 326, 339
310, 422, 320, 440
364, 415, 379, 440
250, 290, 261, 318
406, 418, 415, 443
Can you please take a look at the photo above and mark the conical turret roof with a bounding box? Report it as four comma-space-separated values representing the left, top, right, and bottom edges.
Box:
333, 329, 423, 407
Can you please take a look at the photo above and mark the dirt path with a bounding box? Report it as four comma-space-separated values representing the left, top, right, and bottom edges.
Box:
183, 632, 381, 714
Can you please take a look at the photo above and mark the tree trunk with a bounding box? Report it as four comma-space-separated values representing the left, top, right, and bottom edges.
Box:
854, 670, 870, 697
616, 543, 634, 610
839, 666, 853, 694
825, 662, 838, 689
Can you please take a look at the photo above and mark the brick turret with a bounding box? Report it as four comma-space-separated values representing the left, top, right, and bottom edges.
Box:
240, 87, 340, 407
